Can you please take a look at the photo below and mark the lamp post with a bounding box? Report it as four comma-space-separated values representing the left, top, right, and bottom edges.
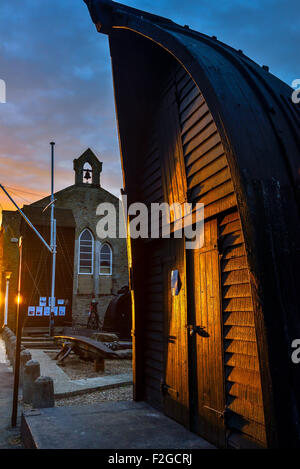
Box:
0, 142, 57, 425
11, 236, 23, 427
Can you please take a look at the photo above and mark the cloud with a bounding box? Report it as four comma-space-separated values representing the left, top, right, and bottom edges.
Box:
0, 0, 298, 212
0, 0, 121, 211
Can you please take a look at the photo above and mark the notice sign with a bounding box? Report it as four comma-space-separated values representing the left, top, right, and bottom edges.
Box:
39, 297, 47, 307
28, 306, 35, 316
48, 297, 56, 307
36, 306, 43, 316
27, 302, 67, 317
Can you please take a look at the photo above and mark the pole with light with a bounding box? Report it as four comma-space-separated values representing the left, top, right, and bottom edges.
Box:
0, 142, 57, 426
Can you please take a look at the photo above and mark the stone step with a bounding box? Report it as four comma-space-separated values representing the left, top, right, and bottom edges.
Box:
22, 337, 53, 342
22, 344, 57, 350
23, 327, 63, 337
21, 340, 57, 350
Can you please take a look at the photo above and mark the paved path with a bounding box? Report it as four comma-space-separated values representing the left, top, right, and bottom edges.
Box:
29, 349, 132, 398
22, 401, 216, 449
0, 335, 23, 449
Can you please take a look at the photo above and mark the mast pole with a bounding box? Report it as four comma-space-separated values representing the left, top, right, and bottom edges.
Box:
49, 142, 56, 337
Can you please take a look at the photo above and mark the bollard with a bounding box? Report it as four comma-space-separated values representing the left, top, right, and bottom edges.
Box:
5, 330, 14, 348
5, 334, 16, 355
33, 376, 55, 409
4, 330, 14, 361
9, 337, 16, 362
6, 328, 14, 338
8, 337, 16, 365
8, 333, 16, 347
20, 350, 32, 386
23, 360, 40, 404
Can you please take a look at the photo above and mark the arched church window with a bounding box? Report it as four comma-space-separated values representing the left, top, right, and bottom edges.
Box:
99, 243, 112, 276
79, 229, 94, 274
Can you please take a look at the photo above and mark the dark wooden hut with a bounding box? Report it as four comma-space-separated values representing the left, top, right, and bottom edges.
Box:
84, 0, 300, 448
20, 206, 75, 327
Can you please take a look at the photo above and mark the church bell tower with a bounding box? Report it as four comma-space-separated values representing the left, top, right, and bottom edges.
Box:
73, 148, 103, 187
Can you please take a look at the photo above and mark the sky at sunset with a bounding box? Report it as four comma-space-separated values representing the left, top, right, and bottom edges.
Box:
0, 0, 298, 213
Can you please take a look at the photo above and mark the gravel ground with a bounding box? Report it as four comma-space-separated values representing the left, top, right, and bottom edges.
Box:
45, 351, 132, 380
55, 385, 133, 407
23, 385, 133, 409
22, 353, 133, 410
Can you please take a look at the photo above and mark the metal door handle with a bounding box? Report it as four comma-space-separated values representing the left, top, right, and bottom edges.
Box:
186, 325, 209, 337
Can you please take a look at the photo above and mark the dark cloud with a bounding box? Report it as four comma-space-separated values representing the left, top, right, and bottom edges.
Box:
0, 0, 298, 210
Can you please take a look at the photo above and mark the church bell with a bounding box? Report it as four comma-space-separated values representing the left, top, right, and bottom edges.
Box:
84, 169, 92, 181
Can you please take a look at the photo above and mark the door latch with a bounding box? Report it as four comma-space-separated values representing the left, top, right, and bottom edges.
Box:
186, 325, 209, 337
160, 381, 179, 399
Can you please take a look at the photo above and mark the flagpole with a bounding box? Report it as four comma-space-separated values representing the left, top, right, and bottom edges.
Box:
49, 142, 56, 337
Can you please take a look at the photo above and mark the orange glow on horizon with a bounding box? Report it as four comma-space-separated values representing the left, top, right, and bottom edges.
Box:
0, 184, 48, 212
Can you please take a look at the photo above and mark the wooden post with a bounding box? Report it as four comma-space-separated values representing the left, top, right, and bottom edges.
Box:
94, 358, 104, 372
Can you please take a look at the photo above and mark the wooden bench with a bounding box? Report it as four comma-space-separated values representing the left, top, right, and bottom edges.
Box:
53, 335, 118, 372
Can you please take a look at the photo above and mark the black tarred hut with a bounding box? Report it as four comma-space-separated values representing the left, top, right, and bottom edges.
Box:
20, 206, 75, 328
84, 0, 300, 448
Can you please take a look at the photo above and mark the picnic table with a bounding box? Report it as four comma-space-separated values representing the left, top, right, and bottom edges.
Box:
53, 335, 118, 371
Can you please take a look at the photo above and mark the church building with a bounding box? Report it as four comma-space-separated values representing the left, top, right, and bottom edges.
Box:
0, 148, 128, 329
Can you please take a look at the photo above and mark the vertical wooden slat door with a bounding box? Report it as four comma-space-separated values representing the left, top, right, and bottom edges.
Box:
188, 218, 226, 447
162, 237, 189, 428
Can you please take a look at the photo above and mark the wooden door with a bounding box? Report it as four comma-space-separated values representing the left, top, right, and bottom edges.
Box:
187, 218, 226, 447
162, 237, 189, 427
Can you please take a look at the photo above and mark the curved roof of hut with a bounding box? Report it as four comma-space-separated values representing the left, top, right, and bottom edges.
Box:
84, 0, 300, 447
84, 0, 300, 204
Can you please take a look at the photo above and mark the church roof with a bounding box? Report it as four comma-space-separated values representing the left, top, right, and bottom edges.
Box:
22, 205, 76, 228
73, 148, 103, 170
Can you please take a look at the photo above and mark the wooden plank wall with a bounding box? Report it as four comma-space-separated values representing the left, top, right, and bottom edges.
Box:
175, 67, 266, 446
175, 68, 236, 217
139, 139, 165, 410
141, 242, 164, 410
136, 61, 267, 445
219, 211, 266, 445
140, 133, 164, 208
